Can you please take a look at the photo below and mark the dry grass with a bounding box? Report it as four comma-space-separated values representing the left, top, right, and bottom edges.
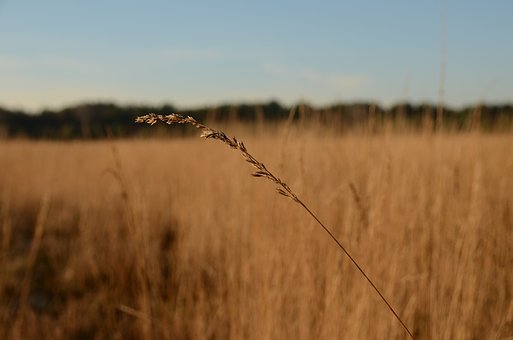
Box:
0, 125, 512, 339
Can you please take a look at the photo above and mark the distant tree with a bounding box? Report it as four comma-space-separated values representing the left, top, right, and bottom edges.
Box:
0, 101, 511, 139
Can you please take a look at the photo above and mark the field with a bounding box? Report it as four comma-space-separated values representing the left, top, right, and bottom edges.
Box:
1, 125, 512, 339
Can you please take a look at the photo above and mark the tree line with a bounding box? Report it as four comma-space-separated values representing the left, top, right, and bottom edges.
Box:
0, 101, 512, 139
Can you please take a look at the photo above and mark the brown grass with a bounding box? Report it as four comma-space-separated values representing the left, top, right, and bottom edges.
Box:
0, 125, 512, 339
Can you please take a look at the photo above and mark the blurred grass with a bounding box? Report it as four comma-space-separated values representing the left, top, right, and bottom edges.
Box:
0, 126, 512, 339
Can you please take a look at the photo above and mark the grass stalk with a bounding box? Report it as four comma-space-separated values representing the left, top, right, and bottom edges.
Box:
136, 112, 416, 339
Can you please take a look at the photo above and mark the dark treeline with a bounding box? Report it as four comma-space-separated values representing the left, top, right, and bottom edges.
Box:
1, 101, 512, 139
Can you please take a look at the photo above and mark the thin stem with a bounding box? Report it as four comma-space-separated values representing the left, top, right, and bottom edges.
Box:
296, 200, 415, 340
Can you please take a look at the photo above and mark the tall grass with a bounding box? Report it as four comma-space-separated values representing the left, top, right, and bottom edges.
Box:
0, 125, 512, 339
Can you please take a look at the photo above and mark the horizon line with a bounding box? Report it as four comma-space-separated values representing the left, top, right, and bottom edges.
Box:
2, 98, 513, 115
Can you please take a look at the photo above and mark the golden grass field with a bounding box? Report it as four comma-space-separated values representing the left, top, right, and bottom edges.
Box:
1, 125, 512, 339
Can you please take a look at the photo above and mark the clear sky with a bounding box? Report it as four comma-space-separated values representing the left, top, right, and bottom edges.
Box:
1, 1, 512, 111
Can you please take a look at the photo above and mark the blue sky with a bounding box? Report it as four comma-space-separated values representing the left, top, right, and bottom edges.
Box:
1, 1, 512, 111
